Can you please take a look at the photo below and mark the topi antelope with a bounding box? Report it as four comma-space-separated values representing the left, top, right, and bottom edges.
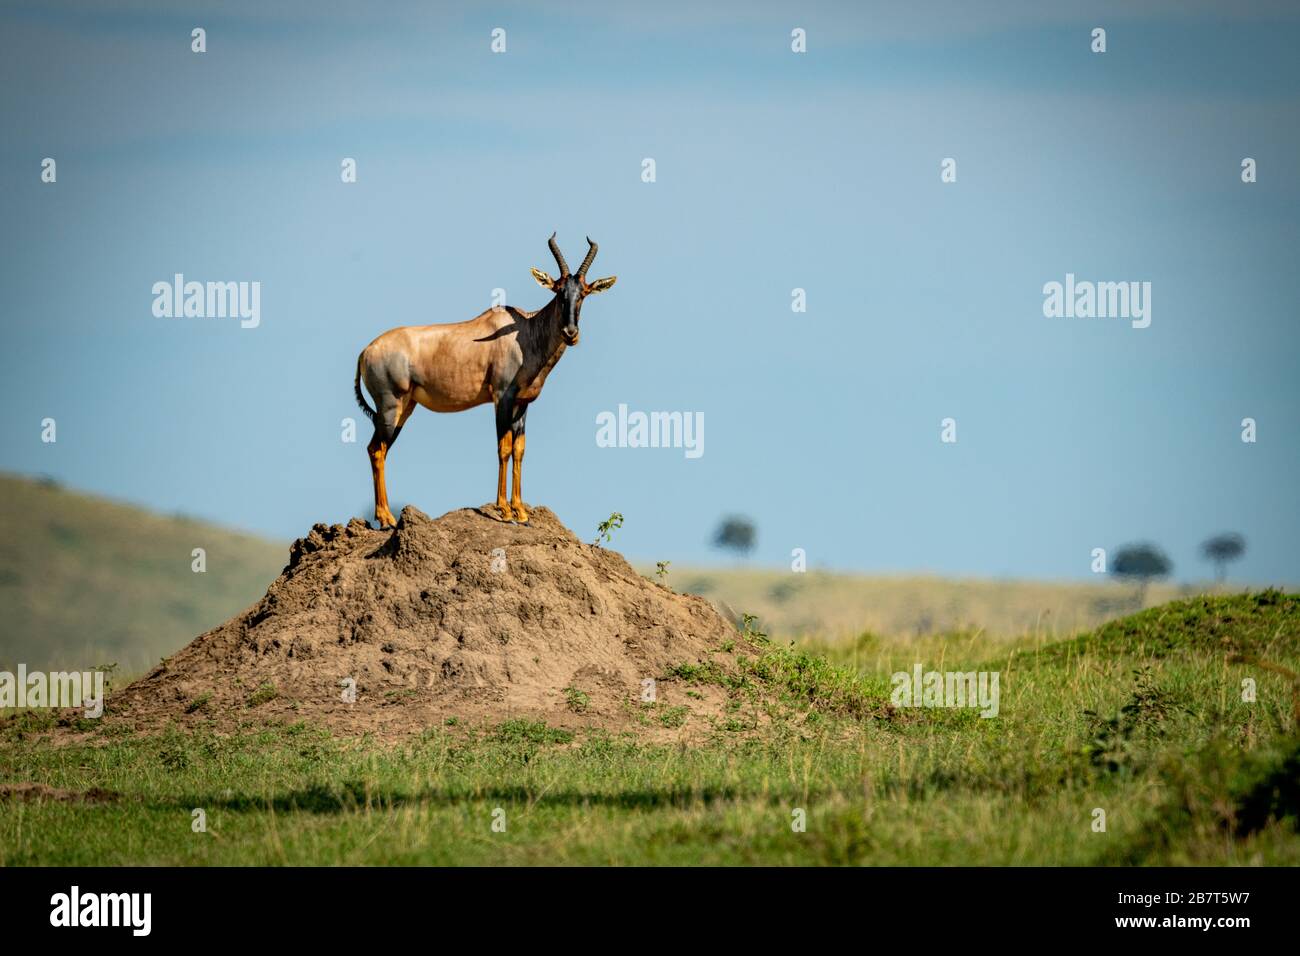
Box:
353, 234, 616, 528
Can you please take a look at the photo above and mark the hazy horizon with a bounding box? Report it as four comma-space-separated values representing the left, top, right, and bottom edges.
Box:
4, 470, 1291, 591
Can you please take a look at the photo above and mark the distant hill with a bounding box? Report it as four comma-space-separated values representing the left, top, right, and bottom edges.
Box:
0, 474, 286, 673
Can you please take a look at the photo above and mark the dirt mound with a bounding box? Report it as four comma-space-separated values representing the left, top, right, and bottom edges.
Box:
108, 505, 752, 741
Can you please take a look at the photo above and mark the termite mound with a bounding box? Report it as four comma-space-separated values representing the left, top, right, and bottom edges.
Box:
107, 505, 754, 741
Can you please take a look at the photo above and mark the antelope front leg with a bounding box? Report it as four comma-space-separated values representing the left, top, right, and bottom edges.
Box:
495, 431, 513, 521
510, 404, 528, 524
494, 397, 514, 521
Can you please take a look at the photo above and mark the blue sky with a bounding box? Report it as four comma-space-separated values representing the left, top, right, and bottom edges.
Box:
2, 0, 1298, 583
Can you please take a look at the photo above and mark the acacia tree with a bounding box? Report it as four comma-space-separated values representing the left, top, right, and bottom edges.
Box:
711, 516, 756, 558
1111, 543, 1173, 605
1200, 533, 1246, 583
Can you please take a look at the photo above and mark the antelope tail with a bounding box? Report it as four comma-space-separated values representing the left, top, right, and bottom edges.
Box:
353, 354, 377, 427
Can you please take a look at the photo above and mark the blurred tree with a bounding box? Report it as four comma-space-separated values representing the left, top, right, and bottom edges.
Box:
1111, 542, 1173, 605
1200, 532, 1246, 583
711, 516, 756, 558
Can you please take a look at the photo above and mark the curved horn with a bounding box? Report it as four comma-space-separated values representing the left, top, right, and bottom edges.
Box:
548, 232, 569, 277
577, 236, 598, 279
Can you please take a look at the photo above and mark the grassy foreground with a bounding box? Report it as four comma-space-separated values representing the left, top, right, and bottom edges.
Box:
1, 592, 1297, 865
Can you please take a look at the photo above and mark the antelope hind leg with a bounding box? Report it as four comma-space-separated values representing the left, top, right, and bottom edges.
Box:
368, 432, 397, 529
367, 400, 412, 530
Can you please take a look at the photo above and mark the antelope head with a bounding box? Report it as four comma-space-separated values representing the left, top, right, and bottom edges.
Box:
530, 234, 616, 346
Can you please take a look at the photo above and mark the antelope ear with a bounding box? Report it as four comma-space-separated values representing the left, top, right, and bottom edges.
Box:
586, 276, 617, 294
531, 268, 556, 289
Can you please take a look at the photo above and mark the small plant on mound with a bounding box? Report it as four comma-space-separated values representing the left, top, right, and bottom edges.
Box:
741, 613, 769, 644
593, 512, 624, 546
246, 682, 279, 707
563, 687, 591, 713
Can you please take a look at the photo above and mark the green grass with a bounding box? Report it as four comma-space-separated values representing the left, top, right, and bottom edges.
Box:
2, 592, 1297, 865
562, 687, 591, 714
246, 682, 279, 708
